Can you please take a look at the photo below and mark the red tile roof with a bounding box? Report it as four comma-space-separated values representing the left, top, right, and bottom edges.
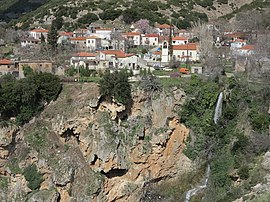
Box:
225, 32, 246, 38
74, 52, 96, 57
158, 36, 169, 42
70, 37, 87, 41
30, 29, 49, 33
153, 51, 161, 55
59, 31, 73, 37
101, 50, 135, 58
0, 59, 13, 65
143, 34, 159, 37
172, 36, 188, 41
156, 24, 171, 29
122, 32, 141, 36
173, 43, 198, 50
239, 45, 255, 50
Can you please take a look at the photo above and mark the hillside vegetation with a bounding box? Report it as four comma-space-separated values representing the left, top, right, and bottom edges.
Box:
0, 0, 268, 30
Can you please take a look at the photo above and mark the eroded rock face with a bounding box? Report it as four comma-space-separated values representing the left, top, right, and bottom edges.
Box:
0, 83, 191, 201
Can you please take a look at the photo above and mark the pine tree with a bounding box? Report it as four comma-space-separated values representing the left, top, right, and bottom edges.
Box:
47, 19, 59, 52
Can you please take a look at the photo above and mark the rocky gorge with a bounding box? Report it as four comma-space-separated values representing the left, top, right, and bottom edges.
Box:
0, 83, 193, 201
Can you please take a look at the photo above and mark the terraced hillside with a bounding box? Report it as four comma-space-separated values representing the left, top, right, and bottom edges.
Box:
0, 0, 269, 30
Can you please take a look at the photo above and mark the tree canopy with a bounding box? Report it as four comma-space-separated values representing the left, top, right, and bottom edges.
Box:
0, 72, 62, 125
99, 70, 132, 105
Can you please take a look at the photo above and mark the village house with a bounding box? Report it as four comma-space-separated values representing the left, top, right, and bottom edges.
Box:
224, 32, 247, 42
0, 59, 18, 77
94, 28, 113, 40
57, 31, 73, 44
155, 24, 173, 36
21, 37, 40, 47
29, 29, 48, 41
235, 45, 255, 56
72, 28, 88, 38
18, 60, 53, 78
176, 29, 194, 38
141, 34, 159, 46
122, 32, 141, 46
172, 43, 200, 62
161, 41, 200, 63
86, 36, 102, 51
172, 36, 188, 45
70, 37, 87, 50
97, 50, 138, 70
70, 52, 97, 69
230, 39, 246, 50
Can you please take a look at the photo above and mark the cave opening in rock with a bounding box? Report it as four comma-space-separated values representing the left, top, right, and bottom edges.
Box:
91, 154, 99, 165
100, 169, 128, 178
61, 128, 80, 143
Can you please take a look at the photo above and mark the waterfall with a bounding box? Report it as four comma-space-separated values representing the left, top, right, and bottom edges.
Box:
185, 92, 223, 202
185, 165, 210, 202
213, 92, 223, 124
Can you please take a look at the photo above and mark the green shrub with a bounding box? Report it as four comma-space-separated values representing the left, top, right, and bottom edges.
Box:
77, 13, 98, 25
23, 164, 43, 190
100, 9, 122, 21
99, 70, 131, 105
249, 109, 270, 132
238, 165, 249, 180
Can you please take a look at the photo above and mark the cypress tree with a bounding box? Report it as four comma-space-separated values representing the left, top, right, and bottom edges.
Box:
47, 19, 59, 52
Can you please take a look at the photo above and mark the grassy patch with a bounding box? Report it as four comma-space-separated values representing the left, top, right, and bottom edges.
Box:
159, 78, 183, 88
6, 158, 22, 174
0, 176, 8, 191
25, 127, 48, 153
79, 77, 100, 83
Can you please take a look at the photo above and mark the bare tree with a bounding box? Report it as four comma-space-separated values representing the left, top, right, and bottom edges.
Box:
111, 30, 125, 50
193, 22, 223, 76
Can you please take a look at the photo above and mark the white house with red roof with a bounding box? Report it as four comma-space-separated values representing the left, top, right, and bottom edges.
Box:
230, 39, 246, 50
94, 28, 113, 40
161, 41, 200, 62
236, 45, 255, 56
70, 37, 87, 50
29, 29, 49, 40
155, 24, 173, 36
70, 52, 97, 69
97, 50, 138, 69
86, 36, 102, 51
172, 36, 188, 45
141, 34, 159, 46
122, 32, 141, 46
172, 43, 199, 62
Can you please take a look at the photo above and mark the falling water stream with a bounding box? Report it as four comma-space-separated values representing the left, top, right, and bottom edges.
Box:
185, 92, 223, 202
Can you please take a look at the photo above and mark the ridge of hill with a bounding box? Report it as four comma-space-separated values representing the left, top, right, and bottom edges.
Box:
0, 0, 269, 29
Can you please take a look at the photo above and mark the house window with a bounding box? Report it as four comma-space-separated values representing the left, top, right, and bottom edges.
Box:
163, 42, 167, 48
190, 52, 192, 56
155, 38, 157, 41
92, 40, 94, 44
182, 52, 185, 56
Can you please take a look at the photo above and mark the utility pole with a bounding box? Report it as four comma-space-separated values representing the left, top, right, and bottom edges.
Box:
169, 20, 173, 62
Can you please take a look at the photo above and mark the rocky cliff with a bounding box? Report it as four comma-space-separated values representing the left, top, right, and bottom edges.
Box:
0, 83, 192, 201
